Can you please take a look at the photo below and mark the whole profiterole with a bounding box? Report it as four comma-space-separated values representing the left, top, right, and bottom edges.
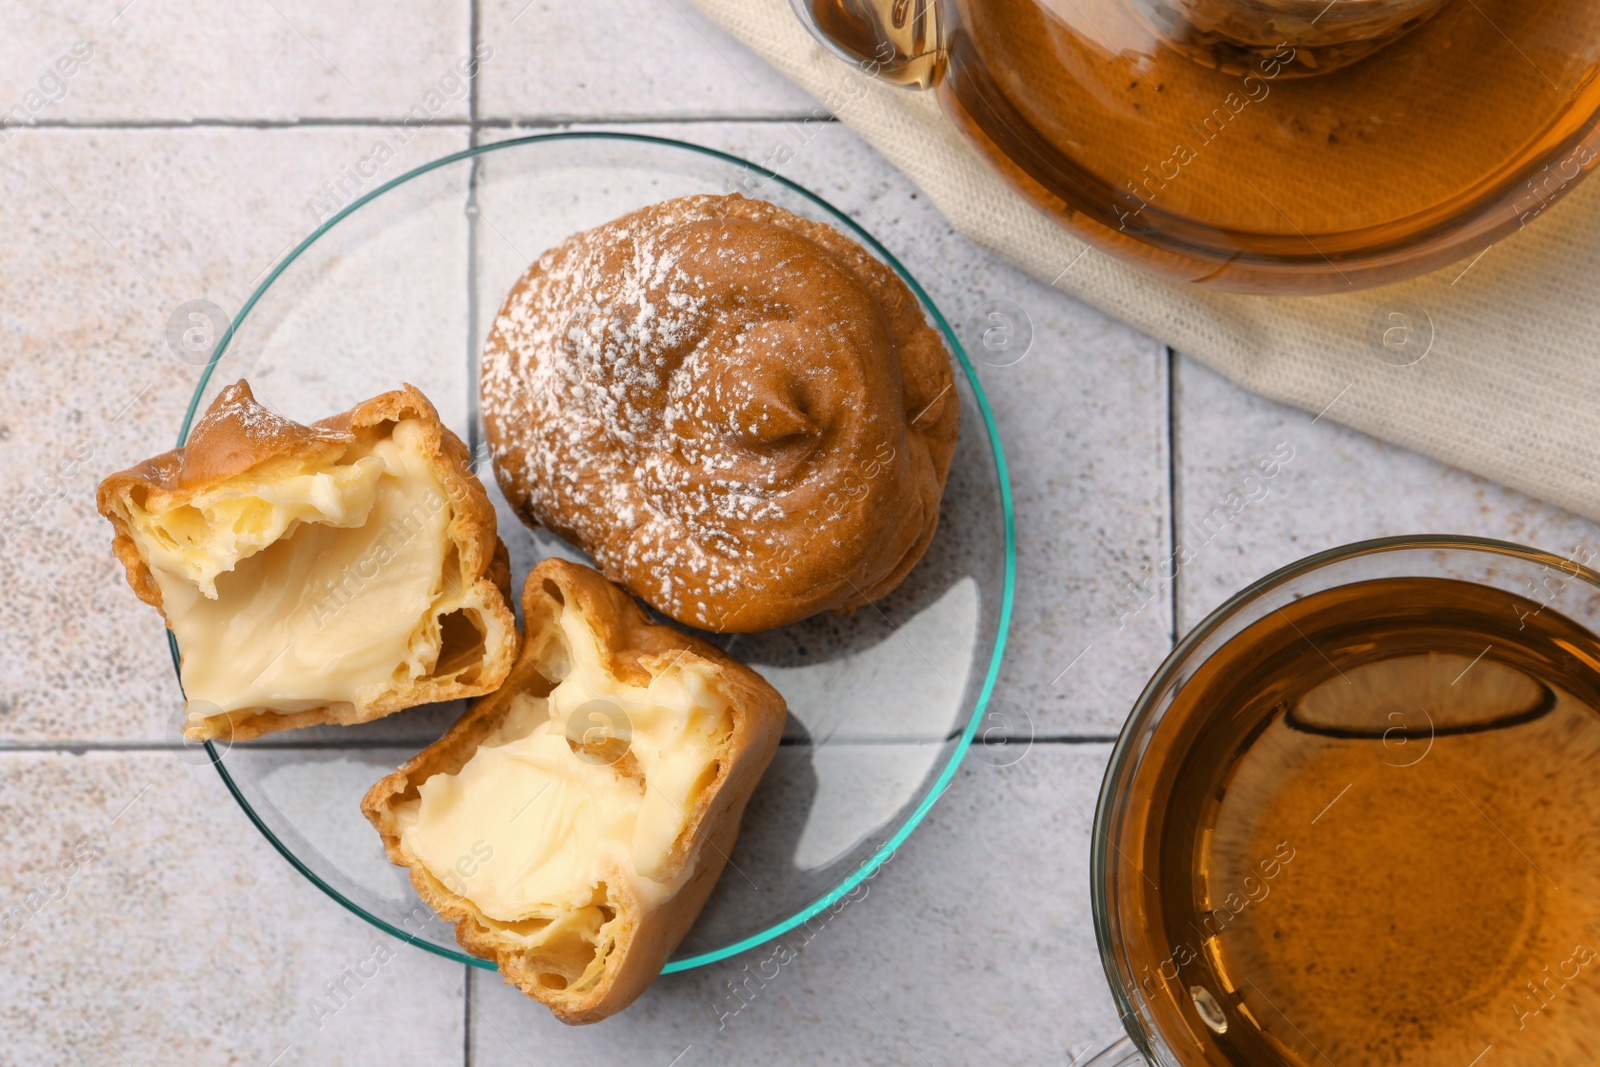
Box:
481, 193, 960, 633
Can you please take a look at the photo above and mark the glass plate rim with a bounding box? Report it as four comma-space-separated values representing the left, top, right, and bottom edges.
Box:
168, 130, 1018, 974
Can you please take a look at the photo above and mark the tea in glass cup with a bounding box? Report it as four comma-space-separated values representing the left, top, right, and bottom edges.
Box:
1093, 538, 1600, 1065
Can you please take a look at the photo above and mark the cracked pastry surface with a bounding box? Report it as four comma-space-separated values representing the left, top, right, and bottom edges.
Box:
362, 558, 787, 1024
96, 380, 519, 742
482, 193, 960, 633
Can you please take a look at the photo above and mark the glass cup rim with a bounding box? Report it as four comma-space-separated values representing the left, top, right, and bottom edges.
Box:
166, 129, 1019, 976
1087, 532, 1600, 1058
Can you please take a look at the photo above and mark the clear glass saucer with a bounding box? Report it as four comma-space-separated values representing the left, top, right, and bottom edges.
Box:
172, 132, 1014, 972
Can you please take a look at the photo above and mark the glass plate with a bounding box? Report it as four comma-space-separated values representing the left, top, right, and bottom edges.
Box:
172, 132, 1014, 972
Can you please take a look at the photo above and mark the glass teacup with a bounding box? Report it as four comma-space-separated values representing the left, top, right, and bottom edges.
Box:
1088, 536, 1600, 1064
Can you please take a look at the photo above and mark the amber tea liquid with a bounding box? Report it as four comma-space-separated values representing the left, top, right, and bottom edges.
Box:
937, 0, 1600, 289
1126, 577, 1600, 1065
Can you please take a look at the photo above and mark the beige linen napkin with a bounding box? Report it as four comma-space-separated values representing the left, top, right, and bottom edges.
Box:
695, 0, 1600, 524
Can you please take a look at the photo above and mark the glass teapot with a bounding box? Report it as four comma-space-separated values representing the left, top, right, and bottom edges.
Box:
792, 0, 1600, 293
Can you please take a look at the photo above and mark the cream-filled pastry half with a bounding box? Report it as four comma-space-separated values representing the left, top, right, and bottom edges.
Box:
362, 559, 786, 1023
97, 380, 518, 742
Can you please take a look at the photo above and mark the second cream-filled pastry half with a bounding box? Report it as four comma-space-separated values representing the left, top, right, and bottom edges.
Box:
362, 559, 787, 1023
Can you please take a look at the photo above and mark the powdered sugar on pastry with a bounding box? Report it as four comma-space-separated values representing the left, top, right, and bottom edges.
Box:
482, 194, 959, 633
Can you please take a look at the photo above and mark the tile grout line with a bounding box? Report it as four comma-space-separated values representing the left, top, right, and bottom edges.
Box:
0, 736, 1120, 754
466, 10, 480, 1066
469, 0, 482, 136
0, 741, 465, 752
1017, 736, 1121, 744
465, 0, 483, 471
1166, 346, 1182, 647
463, 964, 474, 1067
479, 114, 840, 127
464, 151, 482, 462
4, 114, 836, 131
12, 116, 475, 129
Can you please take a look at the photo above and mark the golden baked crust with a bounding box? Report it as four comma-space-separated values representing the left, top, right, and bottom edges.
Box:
96, 380, 519, 742
361, 558, 787, 1023
482, 193, 959, 632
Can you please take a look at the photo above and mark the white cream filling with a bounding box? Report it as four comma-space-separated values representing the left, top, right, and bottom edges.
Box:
132, 419, 460, 716
394, 606, 731, 979
131, 454, 385, 598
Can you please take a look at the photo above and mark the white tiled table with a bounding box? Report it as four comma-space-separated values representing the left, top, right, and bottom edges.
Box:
1, 3, 1590, 1064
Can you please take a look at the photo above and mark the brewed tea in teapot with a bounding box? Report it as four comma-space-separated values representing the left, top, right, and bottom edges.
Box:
797, 0, 1600, 292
